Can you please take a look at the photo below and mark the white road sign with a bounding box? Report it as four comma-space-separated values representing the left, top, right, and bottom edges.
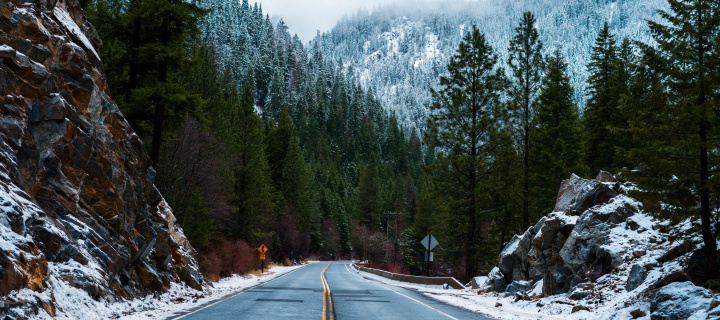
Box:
421, 234, 439, 251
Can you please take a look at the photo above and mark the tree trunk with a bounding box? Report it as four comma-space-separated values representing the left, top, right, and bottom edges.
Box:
697, 6, 717, 279
699, 129, 717, 277
150, 8, 170, 167
128, 15, 141, 99
523, 121, 529, 229
465, 83, 479, 281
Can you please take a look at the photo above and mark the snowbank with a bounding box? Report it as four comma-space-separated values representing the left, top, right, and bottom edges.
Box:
40, 264, 308, 319
356, 173, 720, 320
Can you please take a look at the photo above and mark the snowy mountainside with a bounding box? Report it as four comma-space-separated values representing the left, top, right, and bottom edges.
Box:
313, 0, 668, 130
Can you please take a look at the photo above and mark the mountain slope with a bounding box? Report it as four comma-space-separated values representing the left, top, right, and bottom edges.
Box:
313, 0, 667, 130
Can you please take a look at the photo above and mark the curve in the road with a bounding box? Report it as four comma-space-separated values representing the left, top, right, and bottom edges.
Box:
166, 261, 494, 319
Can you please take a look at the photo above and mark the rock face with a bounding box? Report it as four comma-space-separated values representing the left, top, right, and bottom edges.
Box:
0, 0, 202, 316
650, 282, 718, 320
484, 173, 719, 318
491, 174, 632, 296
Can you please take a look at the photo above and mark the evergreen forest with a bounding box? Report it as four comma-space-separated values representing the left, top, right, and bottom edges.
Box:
79, 0, 719, 283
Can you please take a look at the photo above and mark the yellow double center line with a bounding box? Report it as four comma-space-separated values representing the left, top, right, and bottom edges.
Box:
321, 263, 334, 320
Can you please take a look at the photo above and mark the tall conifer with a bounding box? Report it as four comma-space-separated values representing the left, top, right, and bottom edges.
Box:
508, 12, 544, 229
583, 22, 622, 173
231, 84, 274, 242
425, 26, 506, 280
532, 49, 585, 215
628, 0, 720, 279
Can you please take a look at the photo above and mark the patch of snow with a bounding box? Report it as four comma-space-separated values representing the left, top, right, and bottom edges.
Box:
374, 184, 714, 320
26, 263, 310, 320
53, 6, 100, 62
500, 235, 520, 257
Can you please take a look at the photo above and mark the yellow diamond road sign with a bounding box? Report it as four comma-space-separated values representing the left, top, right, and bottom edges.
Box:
258, 244, 268, 254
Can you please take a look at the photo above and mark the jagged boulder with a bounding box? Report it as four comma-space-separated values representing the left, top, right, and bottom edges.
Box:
626, 260, 658, 292
485, 267, 507, 292
554, 174, 618, 216
1, 0, 202, 316
498, 231, 533, 283
650, 282, 715, 320
486, 173, 639, 297
559, 202, 636, 277
505, 280, 532, 296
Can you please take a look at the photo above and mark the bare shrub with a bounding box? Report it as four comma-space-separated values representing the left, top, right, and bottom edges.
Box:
199, 239, 259, 279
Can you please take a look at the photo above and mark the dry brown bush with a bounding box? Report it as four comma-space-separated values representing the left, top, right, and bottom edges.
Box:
199, 239, 260, 279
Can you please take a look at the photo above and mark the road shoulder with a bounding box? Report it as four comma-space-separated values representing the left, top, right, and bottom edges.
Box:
116, 263, 313, 320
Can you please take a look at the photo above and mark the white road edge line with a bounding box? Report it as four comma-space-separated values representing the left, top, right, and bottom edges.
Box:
343, 263, 459, 320
170, 264, 311, 320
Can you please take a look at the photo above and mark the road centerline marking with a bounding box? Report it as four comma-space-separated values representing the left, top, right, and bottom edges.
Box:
320, 263, 334, 320
169, 263, 311, 320
343, 263, 459, 320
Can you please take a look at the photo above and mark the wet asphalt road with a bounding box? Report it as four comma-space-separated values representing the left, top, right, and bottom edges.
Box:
167, 261, 493, 320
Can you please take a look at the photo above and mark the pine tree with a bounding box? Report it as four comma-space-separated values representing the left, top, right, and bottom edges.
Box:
231, 84, 274, 242
266, 70, 286, 120
612, 38, 636, 162
507, 12, 544, 229
628, 0, 720, 280
582, 22, 622, 173
531, 48, 585, 216
122, 0, 208, 167
267, 108, 295, 189
355, 156, 384, 230
425, 26, 506, 280
281, 136, 315, 231
183, 189, 216, 249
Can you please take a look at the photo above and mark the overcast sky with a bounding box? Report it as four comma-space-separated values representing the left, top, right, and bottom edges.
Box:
258, 0, 470, 42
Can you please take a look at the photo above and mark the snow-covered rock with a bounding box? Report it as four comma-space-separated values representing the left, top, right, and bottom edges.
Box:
498, 231, 533, 283
475, 173, 720, 319
650, 282, 715, 320
625, 264, 649, 292
504, 280, 532, 296
554, 173, 619, 215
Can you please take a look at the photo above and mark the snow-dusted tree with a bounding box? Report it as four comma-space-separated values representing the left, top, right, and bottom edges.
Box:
507, 12, 545, 229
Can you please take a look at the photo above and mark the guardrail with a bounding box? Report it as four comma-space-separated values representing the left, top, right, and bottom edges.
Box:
352, 264, 465, 289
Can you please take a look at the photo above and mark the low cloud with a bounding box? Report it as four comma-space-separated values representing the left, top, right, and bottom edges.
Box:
258, 0, 478, 42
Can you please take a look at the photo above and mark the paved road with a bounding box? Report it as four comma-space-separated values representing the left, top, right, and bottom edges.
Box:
169, 261, 493, 320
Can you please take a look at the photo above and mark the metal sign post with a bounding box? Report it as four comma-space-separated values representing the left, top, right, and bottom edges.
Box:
258, 244, 268, 273
420, 234, 438, 277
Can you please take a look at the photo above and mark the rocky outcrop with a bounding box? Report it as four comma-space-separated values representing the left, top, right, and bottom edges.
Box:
553, 173, 618, 215
650, 282, 719, 320
1, 0, 202, 317
490, 173, 634, 296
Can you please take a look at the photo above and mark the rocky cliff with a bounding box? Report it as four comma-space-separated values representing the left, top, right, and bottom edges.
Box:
0, 0, 202, 317
480, 173, 720, 318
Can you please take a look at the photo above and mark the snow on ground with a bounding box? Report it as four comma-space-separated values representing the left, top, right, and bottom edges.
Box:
353, 202, 718, 320
25, 263, 310, 320
353, 266, 561, 320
